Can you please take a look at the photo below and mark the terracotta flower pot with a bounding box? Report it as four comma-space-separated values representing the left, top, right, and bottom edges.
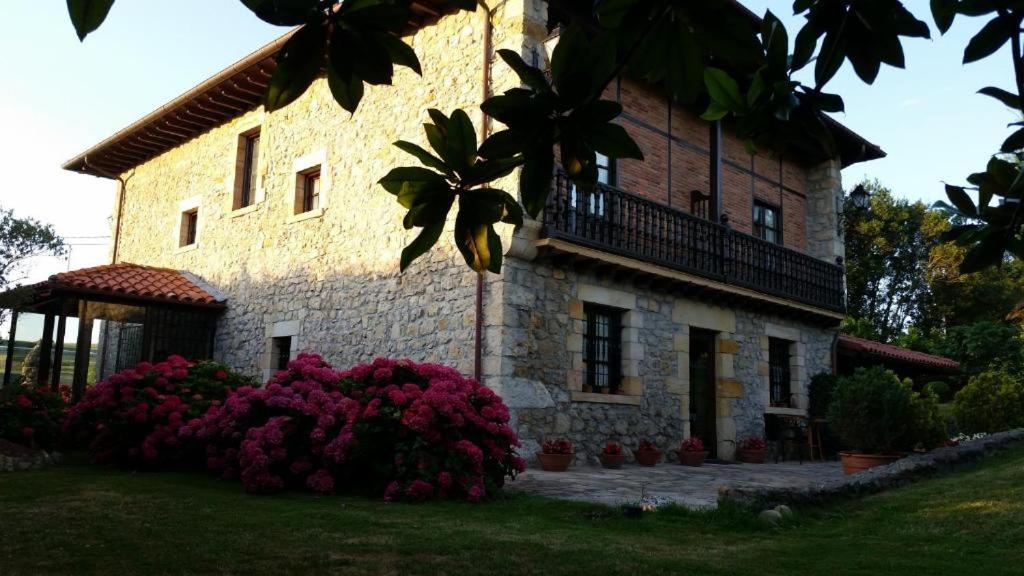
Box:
675, 449, 708, 467
536, 452, 573, 472
599, 453, 627, 469
839, 451, 903, 475
633, 449, 662, 467
737, 448, 766, 464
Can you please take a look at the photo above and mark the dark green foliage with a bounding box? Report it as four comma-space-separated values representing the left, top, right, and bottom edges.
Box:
923, 380, 951, 403
906, 387, 947, 450
828, 366, 913, 453
808, 372, 837, 419
934, 322, 1024, 380
954, 370, 1024, 434
66, 0, 115, 41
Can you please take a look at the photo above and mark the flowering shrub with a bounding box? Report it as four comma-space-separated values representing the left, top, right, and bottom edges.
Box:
339, 358, 524, 502
738, 436, 765, 451
679, 437, 705, 452
0, 383, 65, 450
190, 355, 524, 502
637, 439, 658, 452
63, 356, 249, 467
601, 442, 623, 456
945, 431, 989, 447
183, 353, 358, 494
542, 440, 573, 455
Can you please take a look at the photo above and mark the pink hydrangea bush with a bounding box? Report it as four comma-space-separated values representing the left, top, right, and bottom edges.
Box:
63, 356, 249, 467
338, 358, 525, 502
0, 382, 66, 451
182, 353, 360, 494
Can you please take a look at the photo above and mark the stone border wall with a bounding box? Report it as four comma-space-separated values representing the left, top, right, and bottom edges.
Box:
718, 429, 1024, 509
0, 450, 62, 473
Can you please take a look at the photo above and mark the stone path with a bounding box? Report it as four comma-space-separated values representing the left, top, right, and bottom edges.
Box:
511, 459, 843, 509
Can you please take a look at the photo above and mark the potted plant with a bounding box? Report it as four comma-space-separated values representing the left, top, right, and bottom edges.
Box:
633, 439, 661, 466
675, 436, 708, 466
599, 442, 626, 469
828, 366, 918, 475
536, 439, 573, 472
737, 436, 766, 463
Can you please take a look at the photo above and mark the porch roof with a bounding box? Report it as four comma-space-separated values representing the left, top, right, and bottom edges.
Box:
837, 334, 959, 373
1, 263, 226, 311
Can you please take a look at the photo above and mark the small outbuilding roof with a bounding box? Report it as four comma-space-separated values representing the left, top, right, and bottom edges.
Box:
837, 334, 959, 373
2, 263, 226, 310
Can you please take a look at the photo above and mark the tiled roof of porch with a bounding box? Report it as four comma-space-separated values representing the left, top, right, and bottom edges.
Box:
511, 460, 843, 509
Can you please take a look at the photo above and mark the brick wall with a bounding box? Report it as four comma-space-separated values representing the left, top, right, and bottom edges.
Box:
610, 77, 810, 251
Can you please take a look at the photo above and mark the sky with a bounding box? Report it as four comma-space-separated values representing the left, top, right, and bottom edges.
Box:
0, 1, 1018, 290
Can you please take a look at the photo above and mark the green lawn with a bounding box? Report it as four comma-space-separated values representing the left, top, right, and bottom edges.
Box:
2, 447, 1023, 575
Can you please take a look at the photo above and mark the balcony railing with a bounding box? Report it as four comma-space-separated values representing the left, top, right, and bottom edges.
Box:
541, 172, 845, 312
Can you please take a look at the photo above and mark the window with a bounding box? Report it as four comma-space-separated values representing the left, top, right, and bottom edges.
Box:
179, 208, 198, 247
691, 190, 712, 220
583, 304, 623, 394
271, 336, 292, 371
295, 167, 321, 214
768, 338, 792, 406
753, 201, 781, 244
234, 129, 261, 210
595, 152, 615, 186
569, 153, 616, 218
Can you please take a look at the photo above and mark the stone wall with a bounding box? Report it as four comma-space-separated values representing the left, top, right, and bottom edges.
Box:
488, 255, 837, 463
111, 7, 532, 378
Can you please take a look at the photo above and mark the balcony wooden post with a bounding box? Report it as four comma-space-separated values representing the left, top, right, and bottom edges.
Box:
36, 311, 55, 387
3, 309, 17, 387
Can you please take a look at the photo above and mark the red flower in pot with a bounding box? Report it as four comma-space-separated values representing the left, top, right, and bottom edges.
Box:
675, 437, 708, 467
599, 442, 626, 469
536, 439, 573, 472
737, 436, 766, 464
633, 439, 662, 467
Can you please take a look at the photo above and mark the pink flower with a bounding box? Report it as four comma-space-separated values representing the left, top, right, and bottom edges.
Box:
467, 485, 486, 503
406, 479, 434, 501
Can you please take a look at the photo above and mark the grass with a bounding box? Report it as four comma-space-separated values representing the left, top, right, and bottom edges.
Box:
1, 447, 1023, 575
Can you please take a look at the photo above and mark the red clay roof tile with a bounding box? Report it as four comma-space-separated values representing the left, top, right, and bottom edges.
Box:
48, 263, 222, 307
838, 334, 959, 372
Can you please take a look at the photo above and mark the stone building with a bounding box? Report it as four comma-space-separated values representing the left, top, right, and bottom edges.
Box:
55, 1, 882, 462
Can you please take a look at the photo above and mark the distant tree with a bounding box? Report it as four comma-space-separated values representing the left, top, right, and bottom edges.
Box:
0, 207, 65, 322
927, 238, 1024, 326
934, 322, 1024, 382
843, 181, 947, 341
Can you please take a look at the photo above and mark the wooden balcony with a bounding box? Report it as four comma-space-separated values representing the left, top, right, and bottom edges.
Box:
540, 172, 846, 314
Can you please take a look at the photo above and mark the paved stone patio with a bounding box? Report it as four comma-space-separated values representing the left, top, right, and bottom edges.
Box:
511, 460, 843, 509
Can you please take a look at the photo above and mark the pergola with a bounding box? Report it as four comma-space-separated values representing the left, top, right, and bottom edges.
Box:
1, 263, 225, 400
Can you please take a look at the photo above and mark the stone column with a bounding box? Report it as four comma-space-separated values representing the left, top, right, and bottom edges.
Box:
804, 159, 845, 264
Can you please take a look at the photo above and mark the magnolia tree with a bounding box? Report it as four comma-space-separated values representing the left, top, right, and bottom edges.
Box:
65, 0, 1018, 273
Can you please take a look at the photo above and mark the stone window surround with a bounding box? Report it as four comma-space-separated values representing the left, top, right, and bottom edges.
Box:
567, 284, 643, 405
261, 320, 301, 382
288, 150, 328, 223
228, 115, 266, 217
173, 196, 201, 253
759, 323, 808, 413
